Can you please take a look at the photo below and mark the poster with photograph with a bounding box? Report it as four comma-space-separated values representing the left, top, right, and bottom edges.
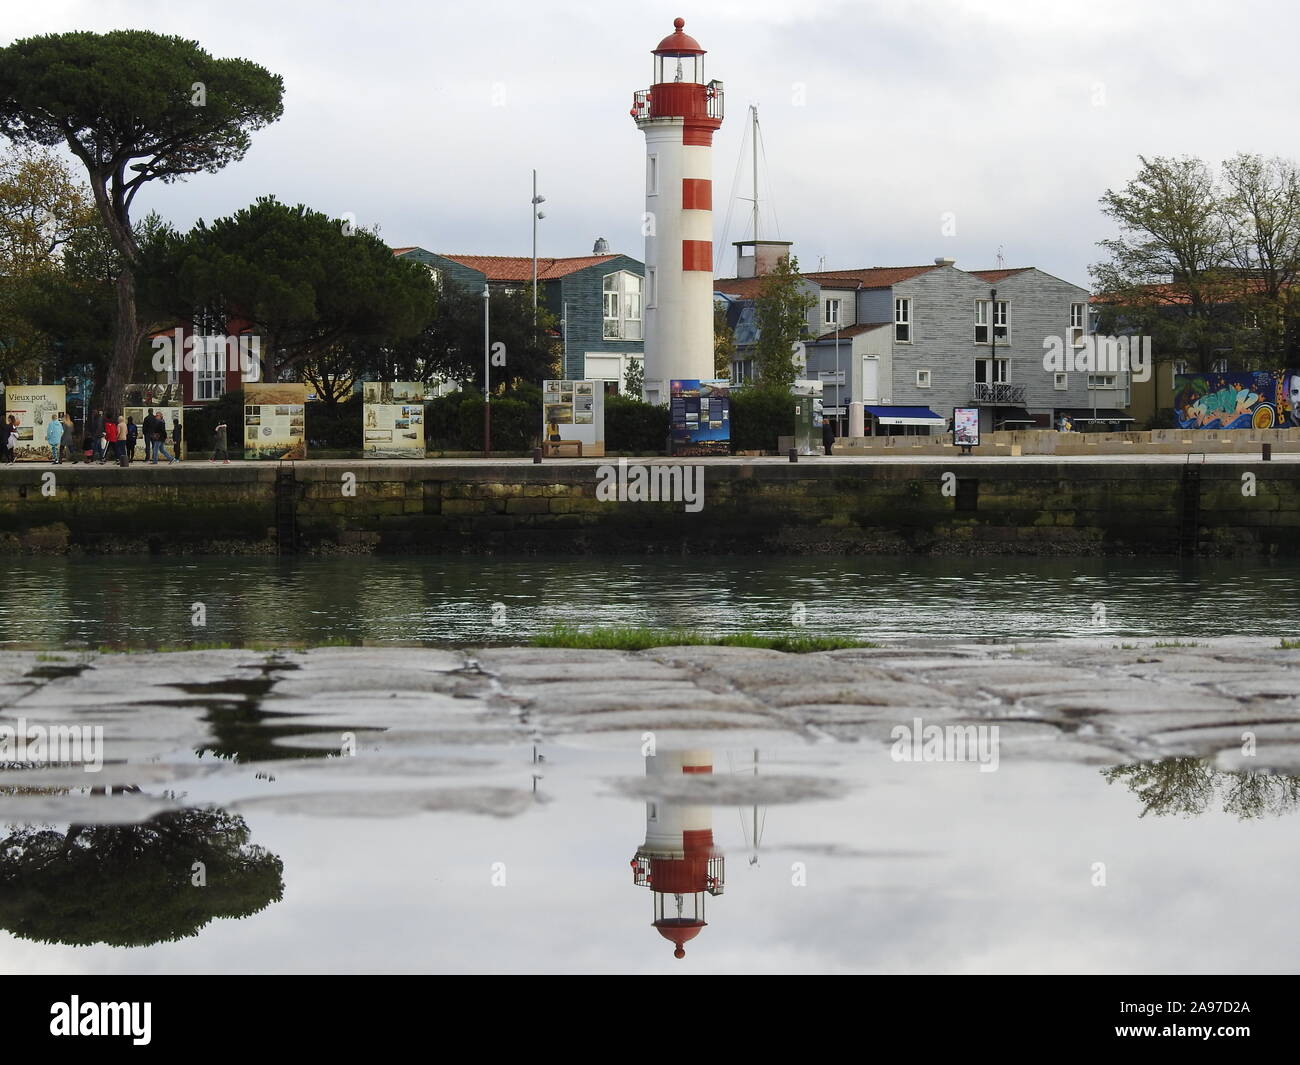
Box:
363, 381, 425, 456
244, 383, 307, 460
670, 379, 731, 456
4, 385, 66, 461
541, 379, 605, 455
953, 406, 980, 448
124, 383, 184, 460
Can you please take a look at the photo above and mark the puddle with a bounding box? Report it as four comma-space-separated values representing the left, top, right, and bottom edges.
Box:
3, 725, 1300, 973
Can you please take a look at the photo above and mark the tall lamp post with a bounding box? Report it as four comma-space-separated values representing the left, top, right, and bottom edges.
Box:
531, 170, 546, 321
834, 317, 842, 437
483, 283, 491, 457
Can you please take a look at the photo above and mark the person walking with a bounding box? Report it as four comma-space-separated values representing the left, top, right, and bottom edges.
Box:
211, 420, 230, 463
3, 415, 17, 464
171, 416, 183, 461
61, 413, 75, 463
116, 414, 128, 466
142, 409, 158, 463
88, 409, 105, 463
102, 414, 119, 465
154, 417, 178, 464
125, 416, 139, 465
45, 411, 64, 463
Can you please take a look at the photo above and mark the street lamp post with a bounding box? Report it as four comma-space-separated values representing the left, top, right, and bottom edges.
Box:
834, 318, 841, 436
531, 170, 546, 321
483, 283, 491, 457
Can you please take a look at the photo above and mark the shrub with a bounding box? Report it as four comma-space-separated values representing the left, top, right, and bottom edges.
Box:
730, 386, 791, 451
305, 395, 363, 450
184, 390, 244, 452
605, 393, 669, 454
456, 396, 536, 451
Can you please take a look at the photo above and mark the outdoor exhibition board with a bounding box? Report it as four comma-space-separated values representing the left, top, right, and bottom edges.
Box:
542, 379, 605, 456
363, 381, 426, 457
124, 383, 185, 459
670, 378, 731, 456
244, 383, 307, 460
3, 385, 67, 461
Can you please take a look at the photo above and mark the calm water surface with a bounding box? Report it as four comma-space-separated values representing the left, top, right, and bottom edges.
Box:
1, 555, 1298, 646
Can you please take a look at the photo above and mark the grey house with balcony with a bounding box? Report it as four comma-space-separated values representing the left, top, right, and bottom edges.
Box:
393, 246, 645, 389
717, 254, 1121, 435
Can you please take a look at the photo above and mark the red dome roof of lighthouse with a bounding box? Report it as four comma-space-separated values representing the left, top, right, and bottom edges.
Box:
654, 17, 705, 56
654, 918, 706, 959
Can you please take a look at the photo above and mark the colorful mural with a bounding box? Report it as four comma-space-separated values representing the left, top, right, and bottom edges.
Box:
1174, 370, 1300, 429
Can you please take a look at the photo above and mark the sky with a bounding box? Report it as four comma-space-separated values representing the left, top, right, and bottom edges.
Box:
6, 0, 1298, 289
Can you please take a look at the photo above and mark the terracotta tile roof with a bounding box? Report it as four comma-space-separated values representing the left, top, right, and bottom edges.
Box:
433, 253, 622, 281
968, 268, 1031, 283
390, 246, 418, 255
715, 265, 938, 299
803, 265, 940, 288
809, 322, 891, 342
1092, 276, 1287, 306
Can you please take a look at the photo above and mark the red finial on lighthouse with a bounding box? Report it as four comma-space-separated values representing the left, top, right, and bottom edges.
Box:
674, 17, 685, 29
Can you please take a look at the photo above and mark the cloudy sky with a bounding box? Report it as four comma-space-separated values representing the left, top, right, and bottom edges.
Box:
8, 0, 1296, 287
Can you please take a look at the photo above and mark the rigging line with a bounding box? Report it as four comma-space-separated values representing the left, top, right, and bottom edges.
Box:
756, 118, 781, 241
716, 108, 751, 274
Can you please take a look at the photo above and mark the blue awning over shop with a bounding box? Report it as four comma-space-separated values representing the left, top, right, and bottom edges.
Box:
863, 405, 946, 426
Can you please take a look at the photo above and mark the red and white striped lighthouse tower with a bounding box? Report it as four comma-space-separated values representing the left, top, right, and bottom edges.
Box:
630, 18, 725, 405
630, 749, 726, 959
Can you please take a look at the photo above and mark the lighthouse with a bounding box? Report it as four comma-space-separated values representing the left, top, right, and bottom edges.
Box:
630, 749, 725, 959
630, 18, 725, 405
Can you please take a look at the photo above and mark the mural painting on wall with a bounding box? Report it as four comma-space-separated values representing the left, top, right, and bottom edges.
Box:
1174, 371, 1300, 429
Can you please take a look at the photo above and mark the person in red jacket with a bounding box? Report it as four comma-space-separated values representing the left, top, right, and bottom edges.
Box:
102, 414, 119, 465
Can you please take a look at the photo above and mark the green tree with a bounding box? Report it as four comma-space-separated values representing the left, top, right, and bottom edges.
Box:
0, 30, 284, 411
1103, 758, 1300, 820
0, 145, 100, 381
166, 197, 436, 390
392, 280, 559, 394
1091, 155, 1236, 372
752, 254, 813, 391
713, 298, 735, 379
623, 354, 645, 397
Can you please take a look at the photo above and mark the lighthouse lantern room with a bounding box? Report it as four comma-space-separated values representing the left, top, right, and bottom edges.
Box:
631, 18, 725, 405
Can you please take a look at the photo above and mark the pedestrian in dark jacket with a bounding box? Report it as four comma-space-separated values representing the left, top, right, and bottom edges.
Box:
211, 421, 230, 463
88, 409, 105, 462
171, 416, 183, 460
125, 417, 138, 464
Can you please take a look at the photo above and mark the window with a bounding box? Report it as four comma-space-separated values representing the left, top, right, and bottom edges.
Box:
1173, 360, 1188, 378
1054, 372, 1068, 390
824, 298, 841, 326
1070, 303, 1085, 348
1212, 357, 1229, 373
895, 297, 911, 343
974, 358, 1008, 384
647, 154, 658, 195
647, 267, 656, 308
602, 272, 644, 340
1088, 374, 1117, 389
916, 369, 931, 388
195, 337, 225, 401
975, 300, 1007, 343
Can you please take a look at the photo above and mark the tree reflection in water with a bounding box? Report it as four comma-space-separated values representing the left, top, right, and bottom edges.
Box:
1103, 758, 1300, 819
0, 792, 284, 947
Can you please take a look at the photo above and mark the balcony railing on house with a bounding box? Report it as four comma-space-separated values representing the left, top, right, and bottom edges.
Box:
972, 382, 1026, 405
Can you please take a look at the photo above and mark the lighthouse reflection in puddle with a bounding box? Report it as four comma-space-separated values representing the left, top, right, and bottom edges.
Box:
630, 749, 726, 959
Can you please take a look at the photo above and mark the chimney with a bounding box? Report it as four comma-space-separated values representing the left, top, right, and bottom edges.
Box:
935, 256, 956, 267
593, 237, 610, 254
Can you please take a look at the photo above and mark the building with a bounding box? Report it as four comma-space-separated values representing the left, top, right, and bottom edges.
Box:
392, 246, 645, 393
716, 252, 1120, 435
631, 17, 725, 404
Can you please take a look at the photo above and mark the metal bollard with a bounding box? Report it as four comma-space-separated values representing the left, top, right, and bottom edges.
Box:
532, 448, 542, 464
1262, 443, 1272, 462
788, 448, 798, 463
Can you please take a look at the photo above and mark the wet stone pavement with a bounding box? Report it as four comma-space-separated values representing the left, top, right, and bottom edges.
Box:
4, 640, 1300, 973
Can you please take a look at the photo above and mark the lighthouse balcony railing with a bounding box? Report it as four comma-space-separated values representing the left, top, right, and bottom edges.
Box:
706, 855, 725, 895
631, 89, 651, 120
631, 855, 651, 887
706, 80, 724, 121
